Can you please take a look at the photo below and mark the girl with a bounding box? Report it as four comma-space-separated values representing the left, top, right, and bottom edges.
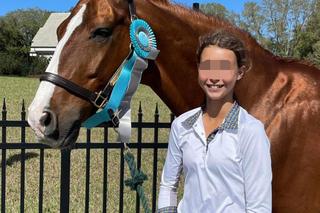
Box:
158, 31, 272, 213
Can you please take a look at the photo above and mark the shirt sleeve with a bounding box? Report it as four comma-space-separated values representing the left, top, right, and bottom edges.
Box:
158, 120, 183, 211
240, 121, 272, 213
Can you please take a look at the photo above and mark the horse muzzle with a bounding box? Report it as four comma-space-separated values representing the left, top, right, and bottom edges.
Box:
28, 107, 81, 149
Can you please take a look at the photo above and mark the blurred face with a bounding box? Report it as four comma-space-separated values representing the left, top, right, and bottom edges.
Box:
198, 45, 244, 102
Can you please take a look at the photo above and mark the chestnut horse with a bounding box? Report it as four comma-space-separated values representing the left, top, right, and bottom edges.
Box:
27, 0, 320, 212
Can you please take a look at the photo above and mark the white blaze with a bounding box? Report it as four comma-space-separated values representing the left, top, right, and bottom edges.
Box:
28, 5, 87, 137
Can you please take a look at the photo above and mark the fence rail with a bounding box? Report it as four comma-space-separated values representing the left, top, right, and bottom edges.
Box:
1, 98, 173, 213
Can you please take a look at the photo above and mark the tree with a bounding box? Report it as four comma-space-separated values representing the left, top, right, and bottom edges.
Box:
200, 3, 229, 19
200, 0, 319, 65
199, 3, 238, 25
0, 8, 50, 76
237, 2, 269, 47
261, 0, 316, 56
3, 8, 50, 48
294, 0, 320, 67
307, 42, 320, 66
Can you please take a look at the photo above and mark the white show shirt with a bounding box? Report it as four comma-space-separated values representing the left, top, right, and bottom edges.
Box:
158, 103, 272, 213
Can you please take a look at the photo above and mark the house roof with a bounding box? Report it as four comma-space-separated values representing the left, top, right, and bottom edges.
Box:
31, 13, 70, 48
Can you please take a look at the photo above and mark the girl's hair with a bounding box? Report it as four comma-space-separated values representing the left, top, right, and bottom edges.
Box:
196, 30, 251, 71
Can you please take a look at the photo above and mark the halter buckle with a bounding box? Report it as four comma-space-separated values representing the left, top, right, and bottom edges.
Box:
107, 109, 120, 127
93, 91, 108, 109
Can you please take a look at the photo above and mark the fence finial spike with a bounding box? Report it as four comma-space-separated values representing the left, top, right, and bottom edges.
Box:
155, 102, 159, 114
2, 98, 6, 111
138, 101, 142, 113
22, 99, 25, 112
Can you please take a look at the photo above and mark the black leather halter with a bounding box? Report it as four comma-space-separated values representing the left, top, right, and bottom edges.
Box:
40, 73, 113, 108
40, 0, 137, 109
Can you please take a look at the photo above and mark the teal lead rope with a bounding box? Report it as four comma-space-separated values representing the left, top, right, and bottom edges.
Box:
124, 148, 151, 213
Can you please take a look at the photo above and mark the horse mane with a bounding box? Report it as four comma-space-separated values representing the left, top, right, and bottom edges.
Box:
272, 55, 319, 69
149, 0, 170, 5
149, 0, 320, 71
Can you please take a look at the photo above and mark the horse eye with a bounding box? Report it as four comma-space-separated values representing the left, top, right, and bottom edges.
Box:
90, 28, 112, 40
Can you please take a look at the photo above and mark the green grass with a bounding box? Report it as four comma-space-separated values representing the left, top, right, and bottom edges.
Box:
0, 76, 184, 212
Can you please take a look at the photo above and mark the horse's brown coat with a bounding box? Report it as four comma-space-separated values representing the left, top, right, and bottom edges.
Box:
48, 0, 320, 212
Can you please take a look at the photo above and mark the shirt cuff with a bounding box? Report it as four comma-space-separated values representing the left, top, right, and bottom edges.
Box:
157, 206, 177, 213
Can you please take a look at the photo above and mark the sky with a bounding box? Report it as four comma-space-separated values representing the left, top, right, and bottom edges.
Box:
0, 0, 261, 16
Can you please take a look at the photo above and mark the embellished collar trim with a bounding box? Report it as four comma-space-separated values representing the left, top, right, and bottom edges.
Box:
181, 101, 240, 130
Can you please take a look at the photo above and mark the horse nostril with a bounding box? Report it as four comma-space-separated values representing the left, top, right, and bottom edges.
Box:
39, 109, 57, 137
40, 112, 51, 127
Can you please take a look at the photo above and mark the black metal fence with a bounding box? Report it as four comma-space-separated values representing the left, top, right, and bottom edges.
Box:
0, 98, 174, 213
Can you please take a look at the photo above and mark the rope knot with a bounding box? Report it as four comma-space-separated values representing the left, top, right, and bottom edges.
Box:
124, 151, 148, 191
125, 170, 148, 191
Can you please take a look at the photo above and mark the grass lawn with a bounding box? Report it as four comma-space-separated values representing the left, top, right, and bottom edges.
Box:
0, 76, 184, 212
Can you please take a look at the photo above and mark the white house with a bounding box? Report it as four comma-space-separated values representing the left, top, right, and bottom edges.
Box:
30, 13, 70, 58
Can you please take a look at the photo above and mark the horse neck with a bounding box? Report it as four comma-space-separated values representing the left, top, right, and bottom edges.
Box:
235, 46, 279, 111
136, 1, 278, 115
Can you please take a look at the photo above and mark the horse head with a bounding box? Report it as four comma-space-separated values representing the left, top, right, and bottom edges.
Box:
28, 0, 141, 148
